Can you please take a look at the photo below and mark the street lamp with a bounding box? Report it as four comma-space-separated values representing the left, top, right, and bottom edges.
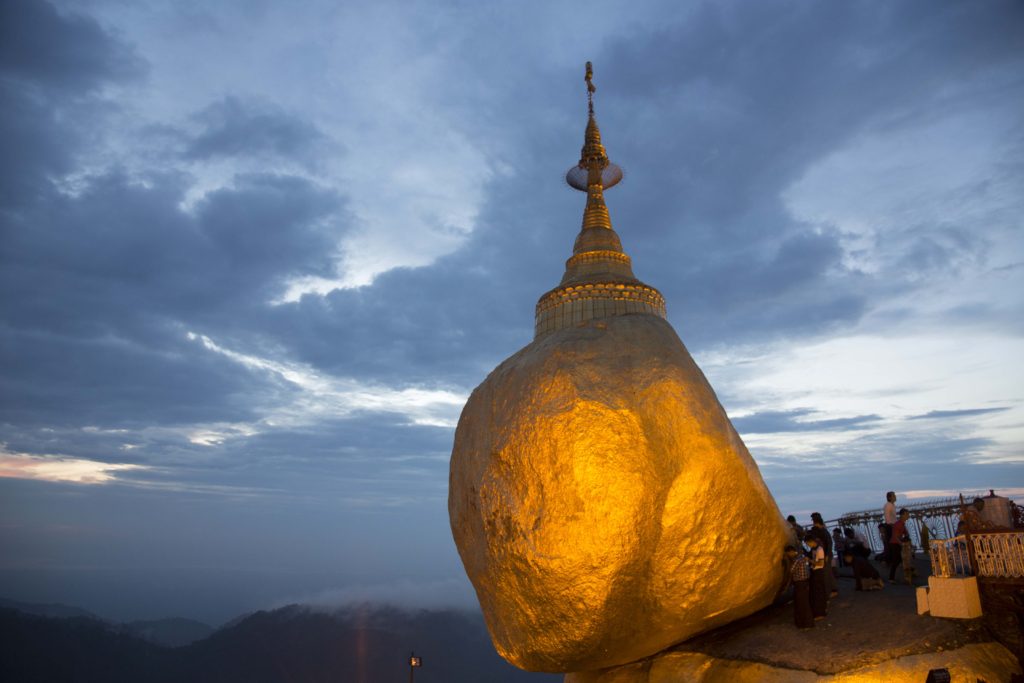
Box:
408, 651, 422, 683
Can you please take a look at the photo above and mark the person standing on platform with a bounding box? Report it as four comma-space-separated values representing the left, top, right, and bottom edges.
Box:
888, 508, 909, 582
900, 532, 916, 585
876, 522, 889, 562
808, 513, 837, 597
805, 535, 828, 620
881, 492, 897, 558
785, 545, 814, 629
919, 520, 930, 548
832, 528, 846, 567
918, 521, 931, 568
787, 515, 805, 542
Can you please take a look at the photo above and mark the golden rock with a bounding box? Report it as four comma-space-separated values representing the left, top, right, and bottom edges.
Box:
448, 64, 790, 673
449, 314, 791, 672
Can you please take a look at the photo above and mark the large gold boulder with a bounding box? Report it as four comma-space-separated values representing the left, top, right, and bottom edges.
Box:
448, 314, 791, 673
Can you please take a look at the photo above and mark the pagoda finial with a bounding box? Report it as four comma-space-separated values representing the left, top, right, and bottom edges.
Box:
566, 61, 622, 235
585, 61, 596, 115
567, 62, 621, 193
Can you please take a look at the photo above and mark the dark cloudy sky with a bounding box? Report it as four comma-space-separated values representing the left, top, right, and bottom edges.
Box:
1, 0, 1022, 625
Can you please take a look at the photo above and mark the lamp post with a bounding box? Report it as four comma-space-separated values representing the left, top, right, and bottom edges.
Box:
408, 651, 422, 683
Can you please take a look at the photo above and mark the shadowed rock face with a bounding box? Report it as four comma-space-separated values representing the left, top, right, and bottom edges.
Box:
449, 313, 791, 673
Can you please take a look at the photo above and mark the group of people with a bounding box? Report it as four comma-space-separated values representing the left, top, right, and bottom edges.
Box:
779, 491, 1016, 629
781, 512, 843, 629
780, 495, 912, 630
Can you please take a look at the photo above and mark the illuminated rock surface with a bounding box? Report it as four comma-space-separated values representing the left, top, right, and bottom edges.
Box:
449, 63, 790, 672
450, 314, 790, 671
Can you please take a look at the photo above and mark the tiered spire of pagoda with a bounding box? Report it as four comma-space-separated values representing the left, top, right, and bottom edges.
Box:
534, 62, 666, 338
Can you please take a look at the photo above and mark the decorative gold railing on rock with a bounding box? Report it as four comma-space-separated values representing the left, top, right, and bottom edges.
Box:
972, 532, 1024, 579
930, 531, 1024, 580
929, 536, 973, 578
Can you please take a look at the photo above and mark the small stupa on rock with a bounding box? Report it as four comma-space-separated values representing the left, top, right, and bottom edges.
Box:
448, 63, 791, 674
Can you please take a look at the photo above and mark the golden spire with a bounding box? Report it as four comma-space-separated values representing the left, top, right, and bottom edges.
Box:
566, 62, 622, 238
534, 62, 666, 338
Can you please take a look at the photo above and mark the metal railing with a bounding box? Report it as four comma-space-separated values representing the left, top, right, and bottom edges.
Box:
930, 531, 1024, 579
929, 536, 973, 577
972, 531, 1024, 579
836, 493, 992, 554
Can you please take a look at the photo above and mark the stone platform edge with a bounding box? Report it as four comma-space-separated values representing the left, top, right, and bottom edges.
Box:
564, 641, 1021, 682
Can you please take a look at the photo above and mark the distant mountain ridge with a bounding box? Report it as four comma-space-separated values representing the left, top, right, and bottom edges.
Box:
0, 599, 559, 682
0, 598, 212, 648
0, 598, 100, 621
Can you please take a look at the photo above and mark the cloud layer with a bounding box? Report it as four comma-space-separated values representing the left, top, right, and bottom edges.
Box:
1, 0, 1021, 621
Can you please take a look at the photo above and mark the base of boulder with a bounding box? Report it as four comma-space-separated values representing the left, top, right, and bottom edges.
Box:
565, 567, 1021, 682
565, 642, 1020, 682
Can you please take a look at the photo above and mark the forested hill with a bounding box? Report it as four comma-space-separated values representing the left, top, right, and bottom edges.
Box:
0, 603, 559, 682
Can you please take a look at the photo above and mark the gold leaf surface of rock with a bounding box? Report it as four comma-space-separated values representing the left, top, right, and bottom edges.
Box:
448, 314, 791, 672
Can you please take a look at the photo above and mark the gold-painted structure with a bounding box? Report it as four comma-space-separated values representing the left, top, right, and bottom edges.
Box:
449, 63, 790, 674
930, 531, 1024, 579
536, 62, 665, 338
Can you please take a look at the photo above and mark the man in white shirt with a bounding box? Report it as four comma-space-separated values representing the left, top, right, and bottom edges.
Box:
883, 492, 897, 524
881, 491, 897, 564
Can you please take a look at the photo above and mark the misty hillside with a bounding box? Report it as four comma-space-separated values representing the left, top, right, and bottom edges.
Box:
0, 598, 100, 620
0, 608, 168, 683
0, 598, 213, 648
123, 617, 214, 648
0, 602, 560, 682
